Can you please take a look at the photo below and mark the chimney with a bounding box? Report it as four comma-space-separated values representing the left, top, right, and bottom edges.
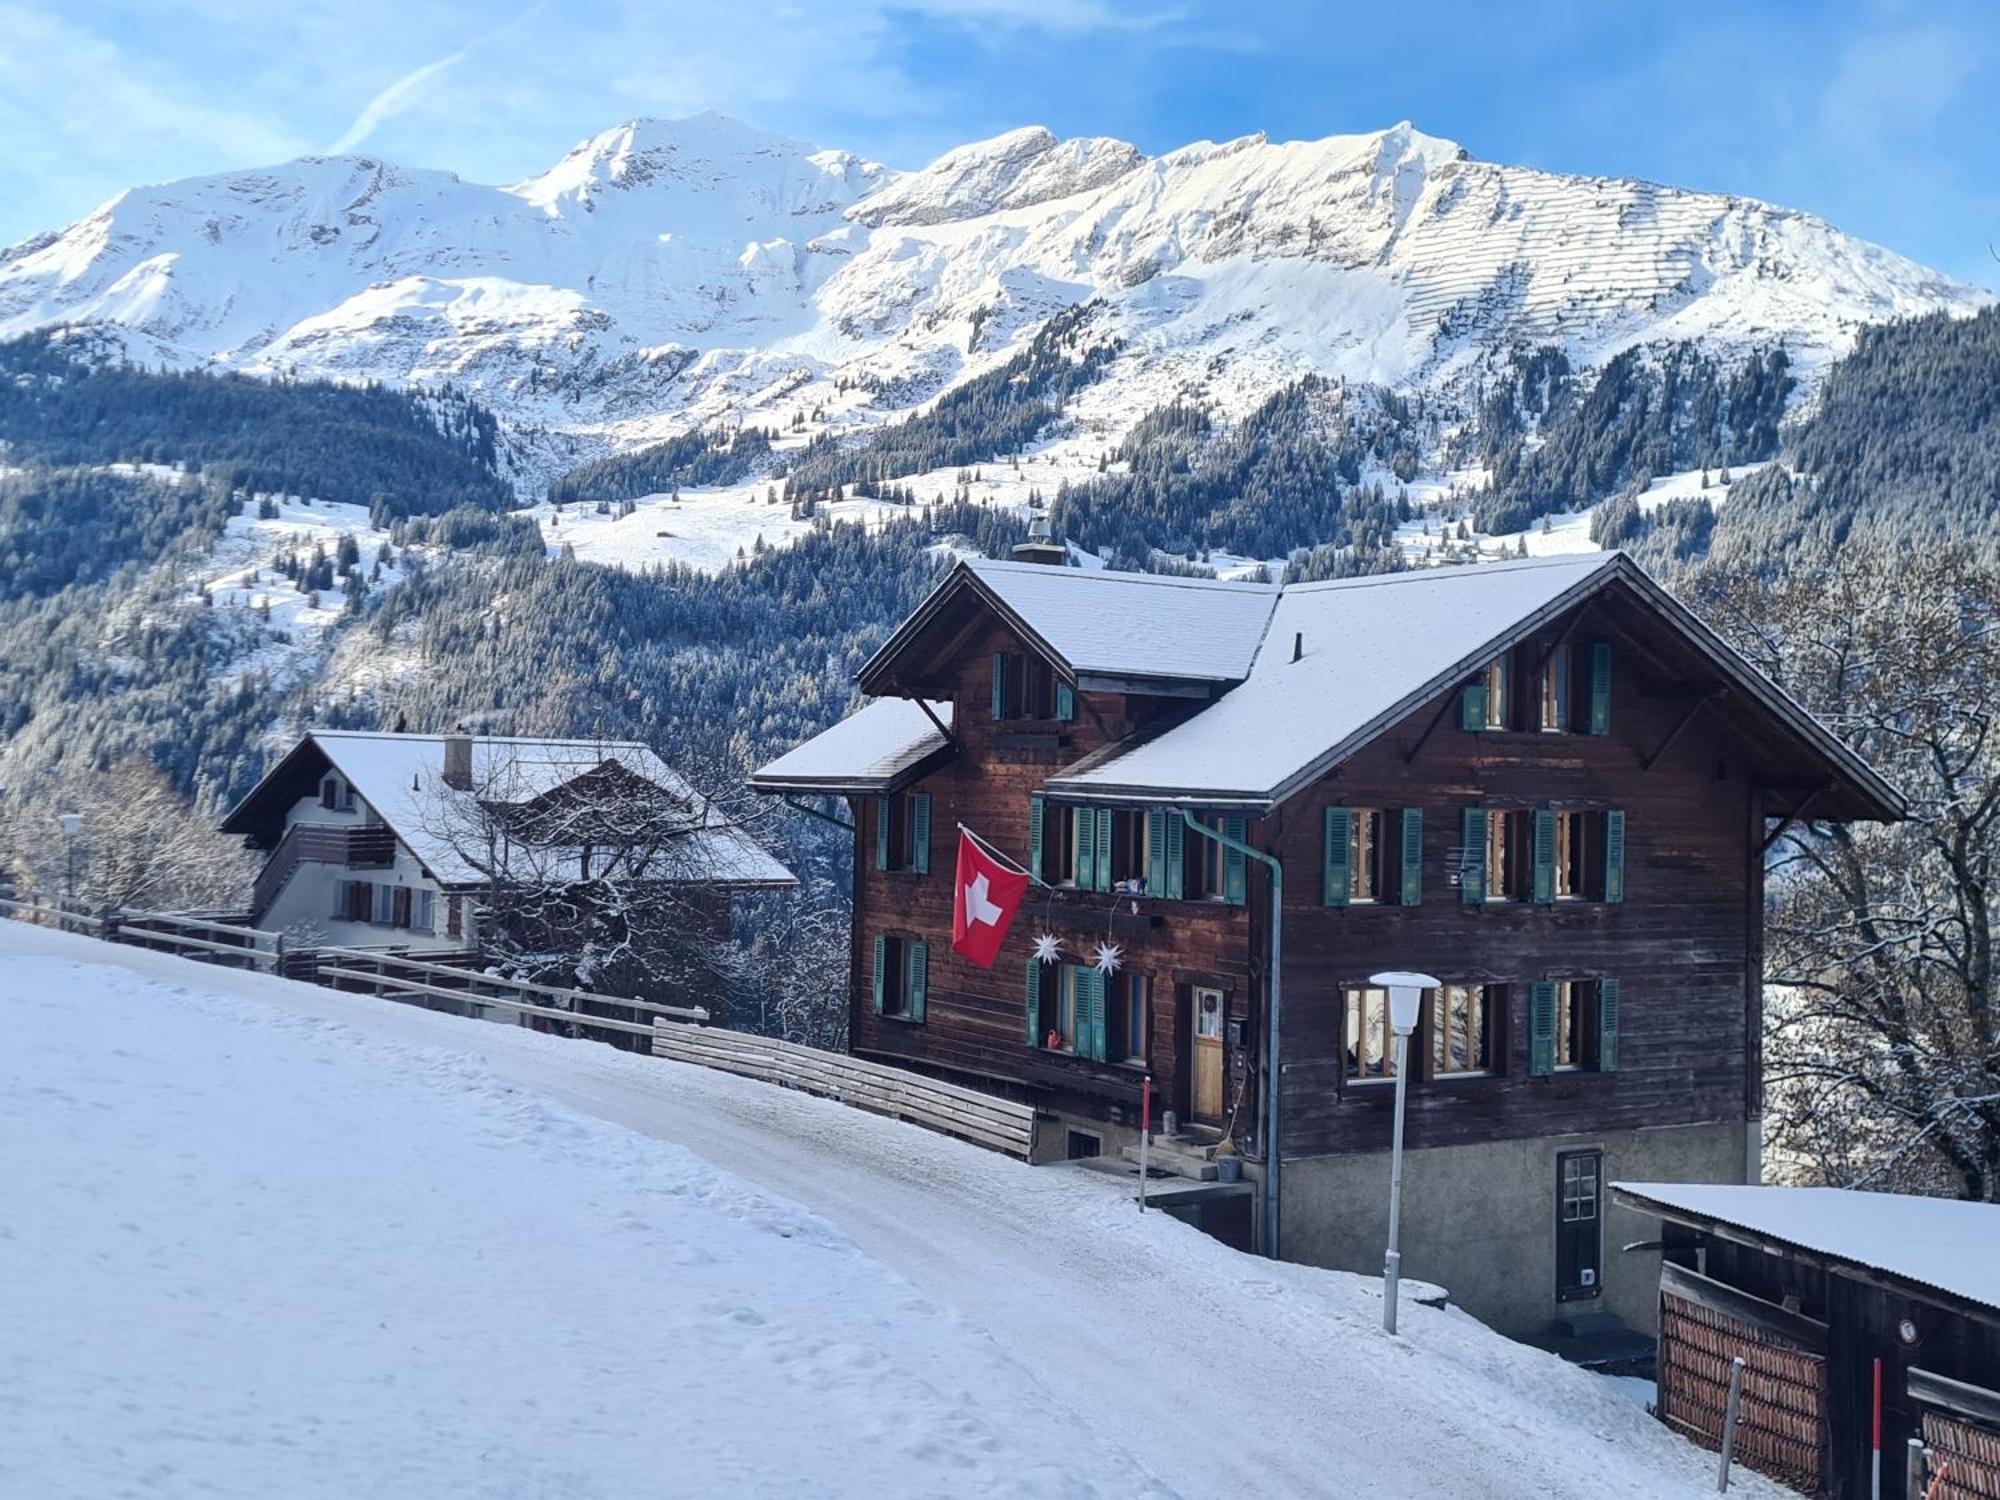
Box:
1291, 631, 1304, 663
442, 730, 473, 791
1011, 512, 1067, 567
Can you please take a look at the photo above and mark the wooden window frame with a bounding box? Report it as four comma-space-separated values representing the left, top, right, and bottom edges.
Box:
1349, 807, 1384, 903
1112, 971, 1150, 1067
1482, 657, 1511, 730
873, 931, 928, 1023
1428, 982, 1500, 1079
1342, 985, 1399, 1087
1539, 644, 1571, 733
1484, 808, 1521, 902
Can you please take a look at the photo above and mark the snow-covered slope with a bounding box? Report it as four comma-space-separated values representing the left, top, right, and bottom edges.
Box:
0, 921, 1785, 1499
1, 113, 1983, 460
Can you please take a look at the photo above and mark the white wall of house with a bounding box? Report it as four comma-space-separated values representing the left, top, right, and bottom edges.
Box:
256, 770, 470, 950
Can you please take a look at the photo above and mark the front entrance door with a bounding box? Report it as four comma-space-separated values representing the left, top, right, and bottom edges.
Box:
1555, 1149, 1603, 1302
1191, 986, 1226, 1123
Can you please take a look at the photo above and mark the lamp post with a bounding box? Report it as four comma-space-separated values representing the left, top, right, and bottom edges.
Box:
1371, 969, 1439, 1335
59, 811, 84, 927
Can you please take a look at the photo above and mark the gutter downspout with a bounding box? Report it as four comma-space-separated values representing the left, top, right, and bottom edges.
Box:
1179, 809, 1283, 1260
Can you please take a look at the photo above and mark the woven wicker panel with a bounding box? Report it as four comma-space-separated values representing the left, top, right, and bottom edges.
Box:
1923, 1411, 2000, 1500
1659, 1293, 1825, 1494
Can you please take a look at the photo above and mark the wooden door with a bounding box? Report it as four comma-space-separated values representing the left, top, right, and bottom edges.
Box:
1191, 986, 1225, 1123
1555, 1149, 1603, 1301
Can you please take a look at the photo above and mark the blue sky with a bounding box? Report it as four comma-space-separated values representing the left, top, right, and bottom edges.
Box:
3, 0, 1994, 286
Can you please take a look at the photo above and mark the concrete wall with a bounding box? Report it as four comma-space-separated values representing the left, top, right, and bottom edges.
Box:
1280, 1119, 1750, 1338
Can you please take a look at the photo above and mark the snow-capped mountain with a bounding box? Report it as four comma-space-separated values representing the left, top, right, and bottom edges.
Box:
1, 111, 1985, 468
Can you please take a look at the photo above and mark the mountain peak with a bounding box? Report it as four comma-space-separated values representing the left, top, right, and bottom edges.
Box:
849, 124, 1144, 228
509, 113, 883, 216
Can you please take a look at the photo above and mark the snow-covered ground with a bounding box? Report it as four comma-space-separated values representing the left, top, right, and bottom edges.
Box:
0, 924, 1776, 1499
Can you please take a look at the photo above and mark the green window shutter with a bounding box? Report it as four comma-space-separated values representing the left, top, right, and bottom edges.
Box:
1093, 806, 1114, 893
1074, 808, 1096, 890
1588, 642, 1612, 736
1399, 808, 1424, 907
906, 941, 928, 1022
1028, 794, 1045, 883
1597, 978, 1620, 1072
1323, 806, 1351, 907
1604, 810, 1626, 904
991, 653, 1009, 721
1529, 980, 1556, 1076
871, 934, 887, 1015
1055, 681, 1075, 722
1532, 808, 1556, 906
1460, 681, 1487, 732
1084, 968, 1108, 1061
1145, 809, 1167, 894
910, 792, 931, 875
874, 796, 891, 871
1459, 807, 1487, 905
1024, 956, 1042, 1045
1164, 813, 1185, 900
1224, 815, 1248, 905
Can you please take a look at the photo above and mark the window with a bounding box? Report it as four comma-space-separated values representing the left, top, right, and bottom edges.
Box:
1185, 813, 1246, 904
1539, 645, 1570, 732
1343, 986, 1398, 1083
874, 791, 932, 875
1482, 657, 1511, 729
321, 777, 339, 810
1485, 809, 1518, 900
1543, 808, 1625, 903
1554, 811, 1586, 898
1554, 980, 1593, 1069
446, 894, 464, 939
1430, 983, 1496, 1076
991, 652, 1071, 722
391, 886, 413, 929
1535, 977, 1619, 1075
1028, 961, 1114, 1059
872, 933, 928, 1021
338, 880, 372, 922
1109, 972, 1149, 1066
1107, 810, 1150, 891
373, 884, 395, 925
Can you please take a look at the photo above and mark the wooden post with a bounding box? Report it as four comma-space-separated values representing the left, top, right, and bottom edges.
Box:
1717, 1356, 1745, 1491
1138, 1074, 1151, 1212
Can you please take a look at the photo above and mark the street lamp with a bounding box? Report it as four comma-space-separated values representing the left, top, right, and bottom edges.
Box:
1370, 969, 1439, 1335
58, 811, 84, 926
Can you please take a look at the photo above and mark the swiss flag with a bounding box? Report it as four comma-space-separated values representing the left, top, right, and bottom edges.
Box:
951, 829, 1031, 969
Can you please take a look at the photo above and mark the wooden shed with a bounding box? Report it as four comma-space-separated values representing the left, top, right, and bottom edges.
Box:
1614, 1182, 2000, 1499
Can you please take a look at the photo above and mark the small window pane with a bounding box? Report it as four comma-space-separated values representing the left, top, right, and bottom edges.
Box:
1344, 987, 1395, 1082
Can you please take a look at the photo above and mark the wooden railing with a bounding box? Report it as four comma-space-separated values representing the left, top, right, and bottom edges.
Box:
314, 946, 708, 1044
250, 823, 398, 915
651, 1020, 1040, 1158
117, 910, 282, 971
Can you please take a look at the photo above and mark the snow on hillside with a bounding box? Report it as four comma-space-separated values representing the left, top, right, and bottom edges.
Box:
0, 922, 1780, 1500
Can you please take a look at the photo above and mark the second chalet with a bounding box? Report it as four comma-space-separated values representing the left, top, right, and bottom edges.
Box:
750, 544, 1901, 1343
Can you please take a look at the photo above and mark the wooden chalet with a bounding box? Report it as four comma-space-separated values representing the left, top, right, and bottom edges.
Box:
1615, 1183, 2000, 1498
750, 546, 1901, 1339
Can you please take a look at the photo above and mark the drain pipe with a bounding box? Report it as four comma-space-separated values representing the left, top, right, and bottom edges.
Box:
1179, 809, 1284, 1260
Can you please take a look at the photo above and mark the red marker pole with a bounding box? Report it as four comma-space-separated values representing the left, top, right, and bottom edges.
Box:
1872, 1357, 1883, 1500
1138, 1075, 1152, 1212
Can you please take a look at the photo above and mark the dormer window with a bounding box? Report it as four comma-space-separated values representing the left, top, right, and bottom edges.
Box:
991, 652, 1073, 723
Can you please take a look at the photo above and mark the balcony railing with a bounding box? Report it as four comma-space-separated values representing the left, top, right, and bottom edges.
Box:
252, 823, 401, 914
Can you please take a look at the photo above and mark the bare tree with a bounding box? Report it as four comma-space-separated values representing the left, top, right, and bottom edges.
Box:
1686, 546, 2000, 1199
0, 759, 252, 916
414, 747, 765, 1021
734, 873, 853, 1049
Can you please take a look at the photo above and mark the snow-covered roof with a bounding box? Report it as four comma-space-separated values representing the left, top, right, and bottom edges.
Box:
1044, 552, 1903, 813
748, 699, 956, 794
229, 731, 794, 890
1614, 1182, 2000, 1312
860, 558, 1279, 690
1049, 554, 1620, 804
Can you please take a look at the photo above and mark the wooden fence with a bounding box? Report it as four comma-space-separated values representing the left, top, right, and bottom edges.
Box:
652, 1018, 1040, 1158
3, 896, 1040, 1163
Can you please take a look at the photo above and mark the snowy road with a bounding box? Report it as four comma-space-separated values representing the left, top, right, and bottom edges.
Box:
0, 925, 1771, 1499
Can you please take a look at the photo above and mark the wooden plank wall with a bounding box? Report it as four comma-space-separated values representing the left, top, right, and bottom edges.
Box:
1269, 608, 1761, 1159
850, 615, 1259, 1135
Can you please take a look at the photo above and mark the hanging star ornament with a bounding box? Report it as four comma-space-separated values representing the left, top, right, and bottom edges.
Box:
1092, 941, 1124, 976
1031, 932, 1064, 965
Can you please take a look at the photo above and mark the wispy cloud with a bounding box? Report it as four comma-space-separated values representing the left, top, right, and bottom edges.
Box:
325, 2, 548, 155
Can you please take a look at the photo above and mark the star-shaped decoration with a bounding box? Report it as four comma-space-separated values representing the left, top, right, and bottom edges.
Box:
1031, 932, 1063, 965
1092, 941, 1124, 976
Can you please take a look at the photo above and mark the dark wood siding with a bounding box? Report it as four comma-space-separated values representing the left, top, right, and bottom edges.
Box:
1272, 616, 1760, 1159
849, 616, 1260, 1129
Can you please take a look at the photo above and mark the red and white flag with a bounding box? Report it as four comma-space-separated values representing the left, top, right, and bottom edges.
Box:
951, 828, 1030, 969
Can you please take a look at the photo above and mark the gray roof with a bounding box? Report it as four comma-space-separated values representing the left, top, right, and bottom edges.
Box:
1615, 1182, 2000, 1312
748, 699, 954, 794
861, 557, 1279, 689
